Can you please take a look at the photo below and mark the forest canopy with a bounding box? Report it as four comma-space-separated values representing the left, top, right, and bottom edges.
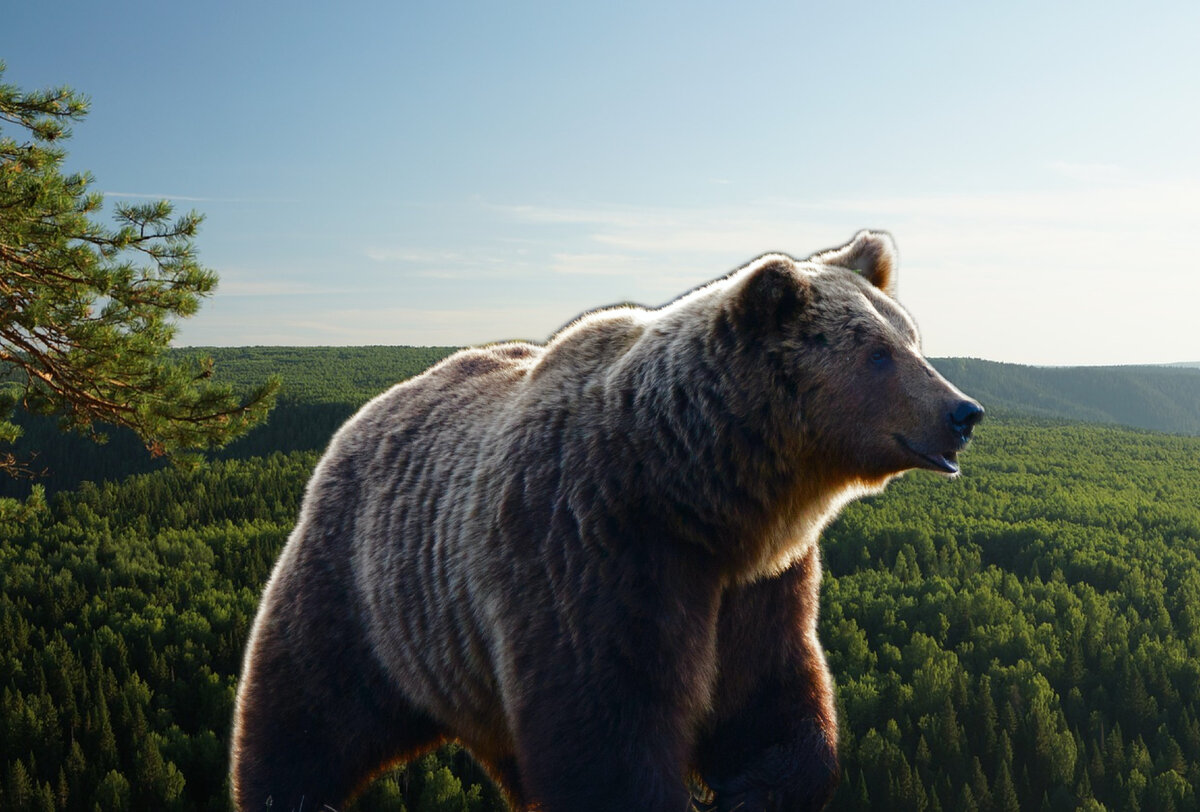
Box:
2, 348, 1199, 810
3, 348, 1198, 500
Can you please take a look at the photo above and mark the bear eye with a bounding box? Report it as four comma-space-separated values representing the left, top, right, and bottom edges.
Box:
870, 348, 892, 366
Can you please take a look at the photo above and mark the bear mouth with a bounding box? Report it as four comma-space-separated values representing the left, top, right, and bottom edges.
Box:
893, 434, 960, 475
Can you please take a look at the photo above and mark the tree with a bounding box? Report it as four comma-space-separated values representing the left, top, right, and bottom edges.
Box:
5, 758, 33, 808
992, 759, 1020, 812
0, 63, 276, 475
418, 765, 468, 812
92, 769, 131, 811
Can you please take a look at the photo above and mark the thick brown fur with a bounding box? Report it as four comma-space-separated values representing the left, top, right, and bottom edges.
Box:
231, 231, 981, 811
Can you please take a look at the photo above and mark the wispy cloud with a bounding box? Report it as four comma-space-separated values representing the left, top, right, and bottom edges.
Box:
1047, 161, 1129, 184
104, 191, 228, 202
550, 253, 646, 276
364, 246, 541, 280
491, 201, 836, 259
364, 248, 476, 264
215, 280, 352, 297
495, 178, 1200, 266
278, 305, 566, 345
188, 177, 1199, 364
103, 191, 300, 204
486, 176, 1200, 364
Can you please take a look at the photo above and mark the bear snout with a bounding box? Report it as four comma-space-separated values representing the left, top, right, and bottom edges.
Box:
889, 398, 982, 476
948, 399, 984, 444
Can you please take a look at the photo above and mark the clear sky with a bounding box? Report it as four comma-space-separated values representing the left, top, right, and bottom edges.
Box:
4, 1, 1198, 365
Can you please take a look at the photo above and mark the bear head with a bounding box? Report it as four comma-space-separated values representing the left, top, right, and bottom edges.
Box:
728, 230, 983, 488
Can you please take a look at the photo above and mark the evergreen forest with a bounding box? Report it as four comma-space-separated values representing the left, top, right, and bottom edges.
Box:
2, 347, 1200, 810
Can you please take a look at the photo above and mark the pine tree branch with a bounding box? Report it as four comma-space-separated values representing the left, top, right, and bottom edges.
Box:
0, 65, 278, 471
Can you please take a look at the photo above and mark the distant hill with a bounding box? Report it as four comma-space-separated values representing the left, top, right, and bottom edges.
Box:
183, 345, 459, 403
931, 357, 1200, 435
3, 348, 1200, 498
190, 348, 1200, 436
0, 347, 458, 498
194, 349, 1200, 437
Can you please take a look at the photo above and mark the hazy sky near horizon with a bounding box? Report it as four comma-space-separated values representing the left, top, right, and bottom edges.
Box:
4, 1, 1199, 365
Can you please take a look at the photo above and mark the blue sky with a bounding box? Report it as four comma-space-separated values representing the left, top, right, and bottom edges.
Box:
3, 1, 1198, 364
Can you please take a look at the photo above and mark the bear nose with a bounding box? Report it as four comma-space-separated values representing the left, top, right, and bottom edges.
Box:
948, 399, 984, 441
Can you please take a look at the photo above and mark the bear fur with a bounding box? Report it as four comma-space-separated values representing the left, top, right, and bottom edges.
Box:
230, 231, 982, 811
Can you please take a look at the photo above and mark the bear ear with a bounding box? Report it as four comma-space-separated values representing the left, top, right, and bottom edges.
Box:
732, 254, 811, 329
810, 230, 898, 297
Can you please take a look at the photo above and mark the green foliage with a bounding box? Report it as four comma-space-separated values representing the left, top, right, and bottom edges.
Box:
822, 418, 1200, 810
188, 345, 460, 405
2, 344, 1200, 810
345, 746, 500, 812
0, 451, 504, 811
0, 346, 458, 498
7, 348, 1199, 500
0, 63, 277, 476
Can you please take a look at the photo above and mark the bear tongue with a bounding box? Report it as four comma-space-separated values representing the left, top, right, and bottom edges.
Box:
929, 450, 960, 475
894, 435, 960, 474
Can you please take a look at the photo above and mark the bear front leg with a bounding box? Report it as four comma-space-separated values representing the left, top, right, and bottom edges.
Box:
232, 568, 445, 810
505, 553, 724, 812
513, 694, 697, 812
694, 547, 839, 812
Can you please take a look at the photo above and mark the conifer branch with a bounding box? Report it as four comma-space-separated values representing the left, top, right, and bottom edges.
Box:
0, 62, 278, 473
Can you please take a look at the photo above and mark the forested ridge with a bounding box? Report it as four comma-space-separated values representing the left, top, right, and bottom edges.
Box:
3, 348, 1198, 500
929, 358, 1200, 435
0, 347, 459, 499
2, 348, 1200, 810
194, 347, 1200, 436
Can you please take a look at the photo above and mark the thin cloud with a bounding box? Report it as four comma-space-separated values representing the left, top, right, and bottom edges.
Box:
103, 191, 300, 203
550, 253, 645, 276
497, 201, 866, 259
490, 202, 683, 230
215, 280, 352, 297
486, 181, 1200, 365
104, 191, 227, 202
187, 183, 1198, 364
364, 248, 492, 265
364, 246, 540, 279
279, 305, 565, 345
495, 180, 1200, 264
1046, 161, 1129, 184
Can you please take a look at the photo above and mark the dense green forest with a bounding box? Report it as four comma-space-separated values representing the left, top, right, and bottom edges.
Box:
821, 421, 1200, 812
0, 348, 459, 499
3, 348, 1197, 500
195, 348, 1200, 436
3, 348, 1200, 810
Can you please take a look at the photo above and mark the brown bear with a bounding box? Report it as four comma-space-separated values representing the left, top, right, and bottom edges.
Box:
230, 230, 982, 812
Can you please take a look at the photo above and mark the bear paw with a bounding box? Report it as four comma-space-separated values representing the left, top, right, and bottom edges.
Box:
693, 722, 839, 812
